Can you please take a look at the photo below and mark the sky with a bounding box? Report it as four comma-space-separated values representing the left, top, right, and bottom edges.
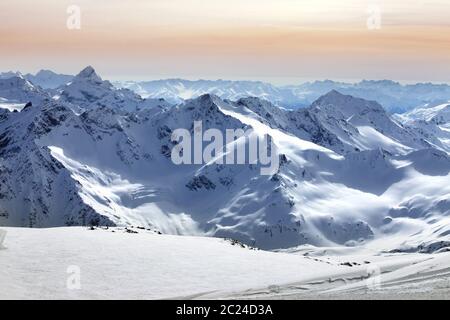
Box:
0, 0, 449, 84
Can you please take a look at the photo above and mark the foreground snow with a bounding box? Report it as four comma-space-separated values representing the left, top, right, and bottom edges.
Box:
0, 227, 449, 300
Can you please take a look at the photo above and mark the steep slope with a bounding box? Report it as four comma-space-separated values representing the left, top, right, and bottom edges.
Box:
0, 102, 113, 227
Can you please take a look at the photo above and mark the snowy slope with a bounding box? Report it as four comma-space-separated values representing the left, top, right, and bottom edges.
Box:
0, 227, 344, 299
0, 227, 449, 299
0, 102, 114, 227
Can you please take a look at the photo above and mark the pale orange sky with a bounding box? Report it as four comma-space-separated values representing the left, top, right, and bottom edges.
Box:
0, 0, 449, 83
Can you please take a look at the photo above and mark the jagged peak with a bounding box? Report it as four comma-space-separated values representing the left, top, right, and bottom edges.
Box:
237, 96, 270, 104
181, 93, 224, 110
319, 89, 347, 100
75, 66, 103, 83
176, 94, 234, 121
236, 96, 280, 115
196, 93, 221, 103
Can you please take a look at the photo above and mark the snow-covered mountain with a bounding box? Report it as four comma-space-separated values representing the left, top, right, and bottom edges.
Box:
2, 69, 73, 90
399, 101, 450, 124
394, 101, 450, 153
0, 74, 50, 111
285, 80, 450, 113
115, 78, 450, 113
115, 78, 296, 107
56, 66, 171, 112
233, 91, 436, 155
25, 70, 74, 89
0, 67, 449, 252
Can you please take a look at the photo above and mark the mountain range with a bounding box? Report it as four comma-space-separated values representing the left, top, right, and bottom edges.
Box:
3, 69, 450, 113
0, 67, 449, 252
114, 78, 450, 113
